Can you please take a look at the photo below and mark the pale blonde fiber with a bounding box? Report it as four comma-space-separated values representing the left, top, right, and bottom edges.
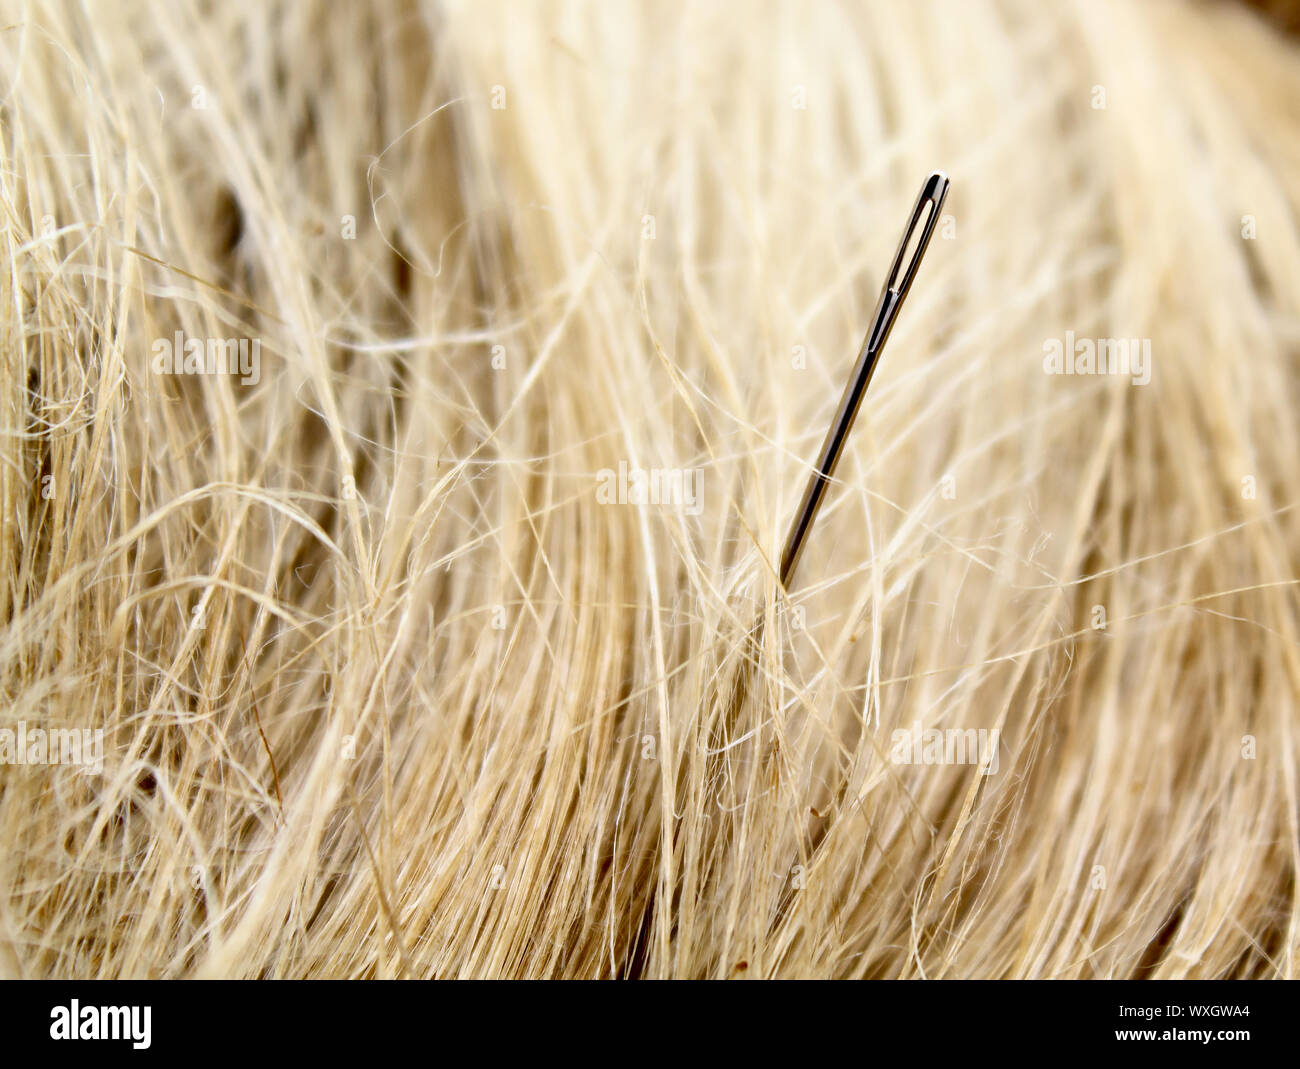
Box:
1, 0, 1298, 979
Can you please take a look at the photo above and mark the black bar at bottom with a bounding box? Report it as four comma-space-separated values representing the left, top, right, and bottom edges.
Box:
2, 978, 1284, 1058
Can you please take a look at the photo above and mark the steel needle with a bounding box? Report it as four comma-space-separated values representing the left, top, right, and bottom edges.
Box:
778, 170, 950, 588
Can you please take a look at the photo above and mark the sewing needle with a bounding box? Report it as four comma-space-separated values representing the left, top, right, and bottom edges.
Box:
778, 170, 950, 588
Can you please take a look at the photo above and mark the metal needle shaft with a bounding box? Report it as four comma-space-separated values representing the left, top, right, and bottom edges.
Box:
778, 171, 950, 588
